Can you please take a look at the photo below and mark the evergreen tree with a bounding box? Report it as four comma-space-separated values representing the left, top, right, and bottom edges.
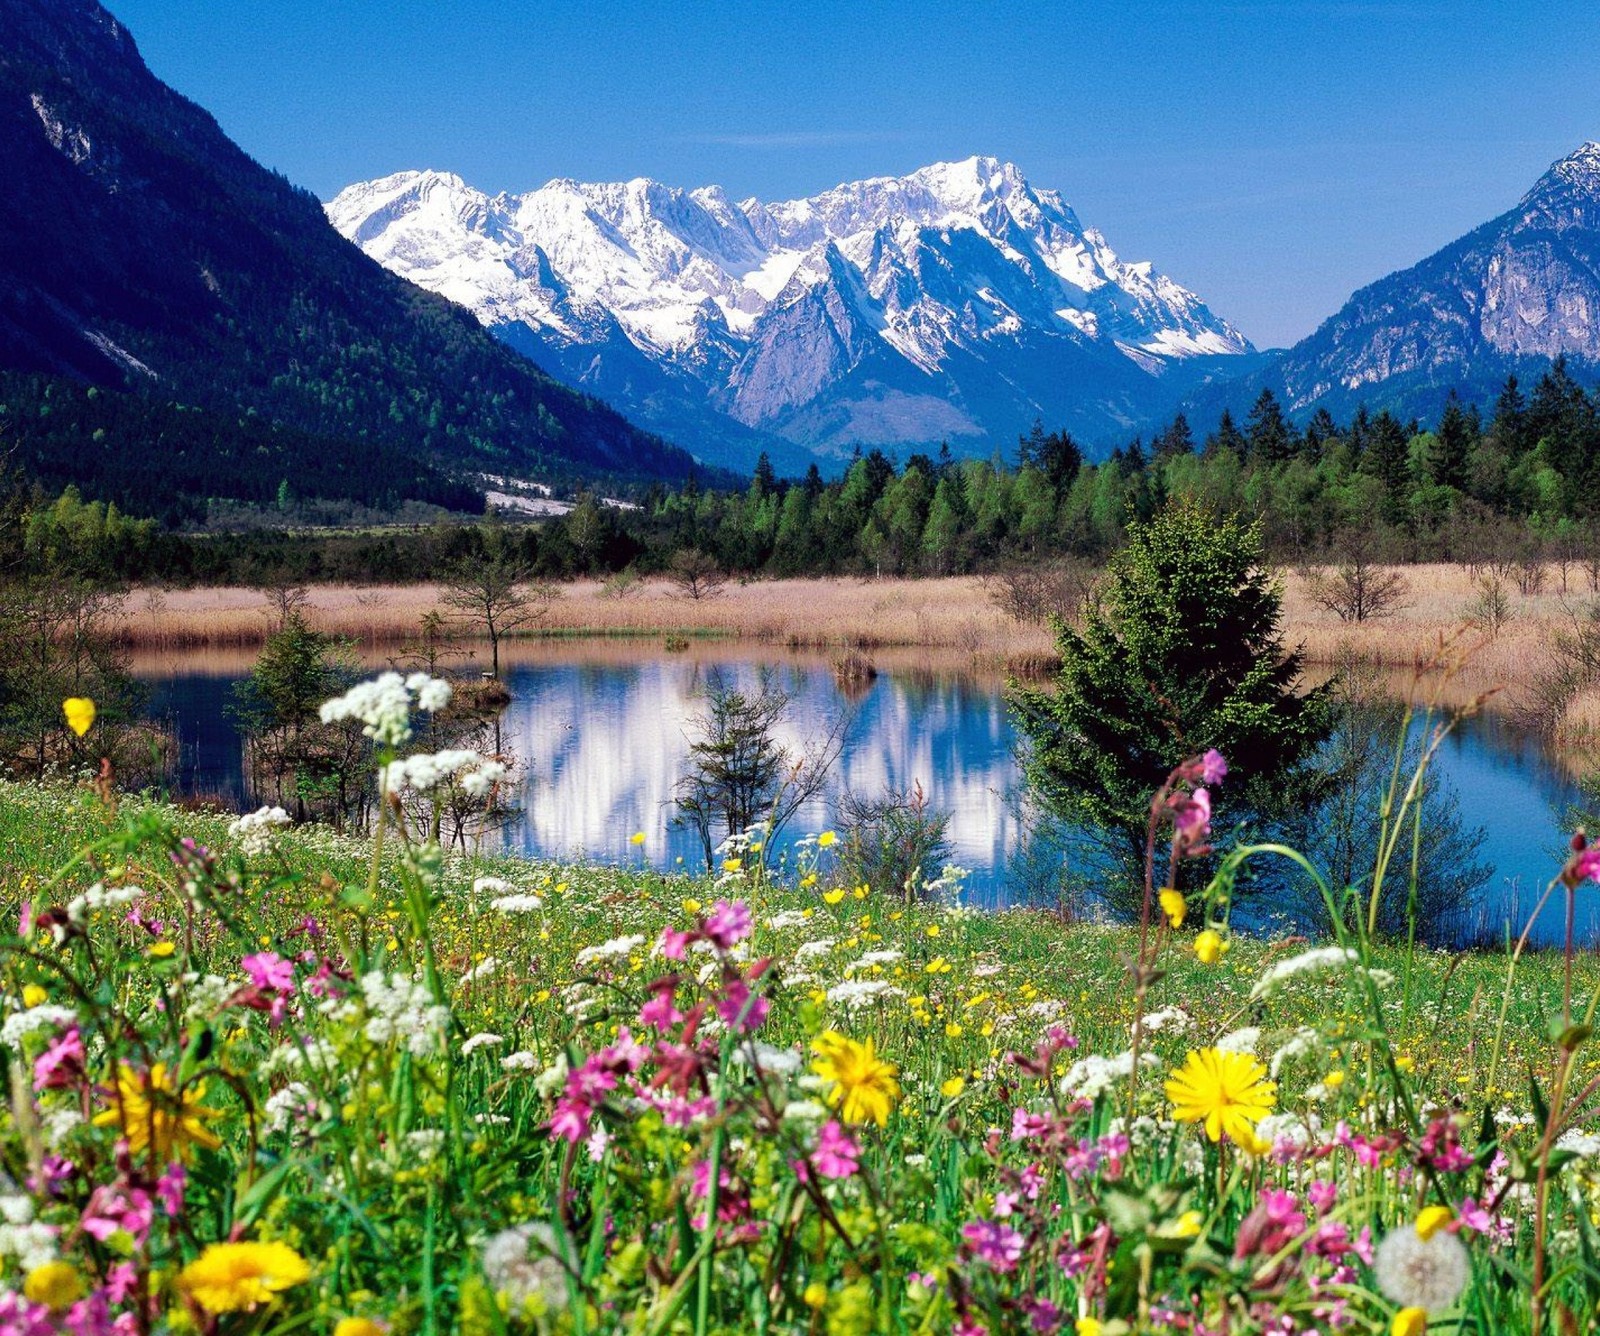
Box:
1206, 409, 1248, 459
1362, 412, 1413, 526
1154, 413, 1196, 460
1038, 428, 1085, 495
1429, 392, 1474, 490
1490, 374, 1530, 459
1246, 388, 1294, 464
1009, 501, 1336, 895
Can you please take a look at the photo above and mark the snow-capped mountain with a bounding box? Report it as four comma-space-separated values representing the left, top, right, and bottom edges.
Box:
329, 158, 1252, 469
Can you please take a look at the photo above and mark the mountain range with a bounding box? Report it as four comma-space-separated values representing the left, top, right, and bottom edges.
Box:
5, 0, 1600, 516
328, 160, 1257, 472
0, 0, 701, 521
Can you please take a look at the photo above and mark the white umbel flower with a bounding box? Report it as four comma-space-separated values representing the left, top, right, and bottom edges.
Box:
1250, 947, 1358, 1000
575, 935, 645, 965
1374, 1225, 1470, 1311
228, 805, 290, 855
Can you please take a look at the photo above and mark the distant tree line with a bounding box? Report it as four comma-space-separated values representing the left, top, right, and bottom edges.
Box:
10, 358, 1600, 585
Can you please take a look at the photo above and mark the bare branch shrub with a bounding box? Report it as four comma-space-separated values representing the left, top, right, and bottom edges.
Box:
1466, 574, 1514, 640
836, 780, 952, 903
984, 560, 1092, 627
668, 548, 728, 601
1305, 555, 1409, 623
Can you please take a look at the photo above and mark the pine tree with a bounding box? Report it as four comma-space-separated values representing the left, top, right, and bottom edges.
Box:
1362, 412, 1413, 526
1206, 409, 1248, 459
1154, 413, 1196, 460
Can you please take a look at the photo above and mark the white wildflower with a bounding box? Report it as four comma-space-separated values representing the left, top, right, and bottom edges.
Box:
39, 1107, 82, 1150
1250, 947, 1359, 1000
385, 749, 505, 794
766, 910, 808, 930
228, 806, 291, 855
320, 672, 417, 746
502, 1051, 540, 1072
793, 938, 837, 963
481, 1222, 571, 1307
1059, 1050, 1159, 1101
0, 1194, 56, 1270
359, 972, 450, 1057
1216, 1027, 1262, 1054
781, 1099, 830, 1123
1269, 1027, 1323, 1077
825, 979, 905, 1011
576, 935, 645, 965
461, 957, 498, 984
262, 1082, 319, 1134
847, 950, 903, 972
407, 672, 452, 712
473, 877, 512, 897
1, 1006, 76, 1049
729, 1042, 803, 1075
1374, 1226, 1470, 1310
1137, 1006, 1191, 1034
65, 882, 143, 924
461, 1033, 504, 1056
406, 1128, 446, 1160
491, 893, 543, 913
1557, 1129, 1600, 1158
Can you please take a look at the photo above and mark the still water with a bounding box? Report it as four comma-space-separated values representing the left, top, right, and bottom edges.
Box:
138, 640, 1593, 948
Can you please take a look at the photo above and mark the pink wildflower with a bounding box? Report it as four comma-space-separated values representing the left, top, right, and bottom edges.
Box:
704, 900, 753, 950
241, 951, 294, 992
812, 1121, 860, 1179
1199, 748, 1228, 785
962, 1219, 1025, 1273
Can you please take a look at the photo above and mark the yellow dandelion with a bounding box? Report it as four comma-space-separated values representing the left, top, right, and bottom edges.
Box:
148, 941, 176, 959
1415, 1205, 1454, 1241
1165, 1048, 1277, 1144
1158, 888, 1186, 928
1194, 929, 1227, 964
630, 832, 646, 846
334, 1320, 388, 1336
810, 1031, 901, 1127
178, 1240, 310, 1313
940, 1076, 966, 1098
62, 697, 95, 737
92, 1062, 223, 1161
822, 889, 846, 906
817, 831, 837, 848
21, 984, 47, 1009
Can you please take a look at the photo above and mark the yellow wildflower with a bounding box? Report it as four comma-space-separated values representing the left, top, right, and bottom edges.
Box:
1165, 1048, 1277, 1144
334, 1320, 388, 1336
62, 698, 95, 737
21, 985, 47, 1009
92, 1062, 223, 1161
940, 1076, 966, 1098
822, 889, 846, 906
1415, 1206, 1454, 1241
1194, 929, 1226, 964
178, 1240, 310, 1313
1158, 888, 1186, 928
148, 941, 176, 959
1391, 1308, 1427, 1336
803, 1282, 828, 1309
811, 1031, 901, 1126
817, 831, 837, 848
629, 832, 646, 845
1076, 1320, 1104, 1336
24, 1262, 83, 1311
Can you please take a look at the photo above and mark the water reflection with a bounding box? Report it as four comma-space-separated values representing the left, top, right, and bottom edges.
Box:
134, 640, 1593, 946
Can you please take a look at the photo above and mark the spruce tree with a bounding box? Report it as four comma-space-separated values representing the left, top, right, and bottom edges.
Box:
1429, 393, 1474, 490
1246, 388, 1294, 463
1009, 501, 1336, 893
1207, 409, 1248, 458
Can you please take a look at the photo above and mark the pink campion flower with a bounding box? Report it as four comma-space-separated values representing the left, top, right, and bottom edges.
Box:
550, 1097, 592, 1145
639, 987, 683, 1032
1307, 1180, 1338, 1215
1018, 1163, 1046, 1200
716, 978, 769, 1034
104, 1264, 138, 1305
601, 1027, 650, 1072
156, 1162, 185, 1217
962, 1219, 1026, 1273
812, 1120, 860, 1180
35, 1155, 75, 1195
33, 1026, 85, 1091
993, 1190, 1020, 1218
1011, 1108, 1053, 1142
241, 951, 294, 992
1023, 1298, 1062, 1333
704, 900, 753, 950
1418, 1115, 1474, 1173
1457, 1197, 1493, 1233
952, 1320, 987, 1336
0, 1292, 54, 1336
82, 1185, 154, 1245
658, 927, 693, 961
1173, 787, 1212, 841
1199, 748, 1228, 785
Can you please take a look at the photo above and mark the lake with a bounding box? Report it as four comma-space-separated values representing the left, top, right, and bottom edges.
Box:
137, 638, 1594, 948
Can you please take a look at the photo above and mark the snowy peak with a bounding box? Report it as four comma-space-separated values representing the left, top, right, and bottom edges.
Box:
328, 159, 1252, 462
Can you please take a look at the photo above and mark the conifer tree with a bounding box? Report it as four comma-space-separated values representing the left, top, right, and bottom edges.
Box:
1009, 501, 1336, 894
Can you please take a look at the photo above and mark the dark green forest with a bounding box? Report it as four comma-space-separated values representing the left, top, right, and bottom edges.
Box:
11, 358, 1600, 588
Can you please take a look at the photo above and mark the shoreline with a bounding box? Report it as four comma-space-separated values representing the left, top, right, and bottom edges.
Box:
113, 567, 1583, 711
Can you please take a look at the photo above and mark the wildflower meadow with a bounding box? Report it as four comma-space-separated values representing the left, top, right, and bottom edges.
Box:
2, 673, 1600, 1335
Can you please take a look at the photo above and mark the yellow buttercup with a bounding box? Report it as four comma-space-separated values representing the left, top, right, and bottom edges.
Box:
62, 698, 95, 737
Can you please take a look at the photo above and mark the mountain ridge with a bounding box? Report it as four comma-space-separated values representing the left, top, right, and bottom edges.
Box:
328, 157, 1253, 469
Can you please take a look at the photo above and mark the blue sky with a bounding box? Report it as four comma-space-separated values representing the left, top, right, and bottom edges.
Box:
105, 0, 1600, 348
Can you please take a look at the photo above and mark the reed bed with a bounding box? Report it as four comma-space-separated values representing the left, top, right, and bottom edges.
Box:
116, 563, 1593, 706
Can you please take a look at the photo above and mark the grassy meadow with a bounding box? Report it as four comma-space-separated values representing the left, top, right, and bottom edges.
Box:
4, 663, 1600, 1334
